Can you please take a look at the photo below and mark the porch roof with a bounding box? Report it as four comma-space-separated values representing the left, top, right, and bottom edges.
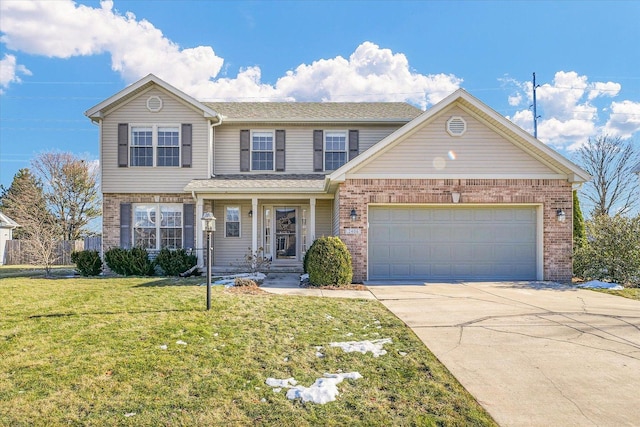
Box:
184, 174, 329, 194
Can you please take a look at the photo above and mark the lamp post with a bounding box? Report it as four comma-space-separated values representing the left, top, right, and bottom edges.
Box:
202, 212, 216, 311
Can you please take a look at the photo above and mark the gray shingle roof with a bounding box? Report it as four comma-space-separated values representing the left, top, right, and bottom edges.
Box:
202, 102, 423, 122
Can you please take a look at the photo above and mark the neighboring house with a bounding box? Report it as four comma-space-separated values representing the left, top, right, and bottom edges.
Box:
0, 212, 20, 265
86, 74, 590, 283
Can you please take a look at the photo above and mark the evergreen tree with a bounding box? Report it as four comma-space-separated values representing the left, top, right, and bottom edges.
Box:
0, 168, 52, 239
573, 190, 586, 249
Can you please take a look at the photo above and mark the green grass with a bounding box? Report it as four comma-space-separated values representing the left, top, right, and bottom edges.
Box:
594, 287, 640, 301
0, 273, 495, 426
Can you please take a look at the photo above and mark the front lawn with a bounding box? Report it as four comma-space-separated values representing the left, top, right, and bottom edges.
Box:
594, 288, 640, 301
0, 274, 494, 426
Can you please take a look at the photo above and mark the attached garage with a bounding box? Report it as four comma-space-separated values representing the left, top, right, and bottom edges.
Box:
368, 206, 538, 281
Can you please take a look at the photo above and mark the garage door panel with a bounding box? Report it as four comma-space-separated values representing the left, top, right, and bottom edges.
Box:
369, 206, 537, 281
430, 245, 452, 261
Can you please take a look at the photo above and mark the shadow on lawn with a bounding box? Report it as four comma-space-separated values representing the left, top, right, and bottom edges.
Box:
28, 308, 195, 319
133, 277, 204, 287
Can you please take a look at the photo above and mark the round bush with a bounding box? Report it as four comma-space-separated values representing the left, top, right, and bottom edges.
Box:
154, 248, 197, 276
304, 236, 353, 287
71, 250, 102, 276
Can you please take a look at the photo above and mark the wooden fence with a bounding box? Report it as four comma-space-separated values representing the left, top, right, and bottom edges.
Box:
3, 238, 102, 265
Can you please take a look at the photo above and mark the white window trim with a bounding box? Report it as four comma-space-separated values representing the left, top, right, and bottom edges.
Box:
129, 123, 181, 168
250, 129, 275, 171
132, 203, 183, 250
324, 130, 348, 171
224, 206, 241, 238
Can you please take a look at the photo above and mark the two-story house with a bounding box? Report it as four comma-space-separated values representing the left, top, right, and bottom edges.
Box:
86, 74, 589, 283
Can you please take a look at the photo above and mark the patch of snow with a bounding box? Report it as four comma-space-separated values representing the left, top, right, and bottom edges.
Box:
325, 314, 334, 320
577, 280, 624, 290
316, 352, 324, 358
330, 338, 392, 357
345, 332, 353, 337
124, 412, 136, 417
176, 340, 187, 346
399, 351, 408, 357
214, 272, 267, 286
285, 372, 362, 404
159, 344, 167, 350
265, 377, 297, 388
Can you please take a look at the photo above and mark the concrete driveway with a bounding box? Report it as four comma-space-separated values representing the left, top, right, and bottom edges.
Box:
368, 282, 640, 427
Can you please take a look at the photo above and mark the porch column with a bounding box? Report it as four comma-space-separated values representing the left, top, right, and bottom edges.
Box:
196, 197, 204, 267
309, 197, 316, 242
252, 197, 258, 255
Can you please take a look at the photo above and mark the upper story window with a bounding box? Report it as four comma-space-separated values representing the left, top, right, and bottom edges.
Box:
133, 204, 183, 250
252, 131, 274, 171
324, 131, 347, 170
131, 127, 154, 166
130, 125, 180, 167
157, 127, 180, 166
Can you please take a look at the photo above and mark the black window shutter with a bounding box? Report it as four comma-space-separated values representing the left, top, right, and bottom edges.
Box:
349, 130, 359, 161
183, 203, 194, 250
275, 130, 286, 171
118, 123, 128, 167
120, 203, 132, 249
240, 130, 250, 172
181, 124, 192, 168
313, 130, 324, 172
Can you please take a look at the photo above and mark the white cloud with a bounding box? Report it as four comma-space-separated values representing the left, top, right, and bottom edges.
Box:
0, 54, 31, 93
504, 71, 637, 150
604, 100, 640, 139
0, 1, 461, 107
0, 0, 224, 88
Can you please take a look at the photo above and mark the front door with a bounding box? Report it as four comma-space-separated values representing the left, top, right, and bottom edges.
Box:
274, 207, 297, 260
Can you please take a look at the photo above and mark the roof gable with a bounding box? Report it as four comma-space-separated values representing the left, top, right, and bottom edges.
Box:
0, 212, 20, 229
85, 74, 220, 121
329, 89, 591, 183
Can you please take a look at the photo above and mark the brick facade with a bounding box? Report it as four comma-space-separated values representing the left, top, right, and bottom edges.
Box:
102, 193, 195, 251
338, 179, 573, 283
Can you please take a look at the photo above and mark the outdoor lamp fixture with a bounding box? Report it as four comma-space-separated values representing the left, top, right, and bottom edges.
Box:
451, 192, 461, 203
350, 208, 357, 222
248, 210, 253, 218
556, 208, 566, 223
201, 212, 216, 311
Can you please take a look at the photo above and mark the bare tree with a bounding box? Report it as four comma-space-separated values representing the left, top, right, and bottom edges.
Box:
31, 152, 101, 240
1, 169, 59, 275
0, 168, 50, 239
576, 135, 639, 216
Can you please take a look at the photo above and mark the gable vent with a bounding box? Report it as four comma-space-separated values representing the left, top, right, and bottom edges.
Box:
446, 116, 467, 136
146, 95, 163, 112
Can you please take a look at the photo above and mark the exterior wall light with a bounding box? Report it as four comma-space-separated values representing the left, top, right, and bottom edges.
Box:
451, 192, 461, 203
556, 208, 566, 223
350, 208, 357, 222
248, 210, 253, 218
201, 212, 216, 311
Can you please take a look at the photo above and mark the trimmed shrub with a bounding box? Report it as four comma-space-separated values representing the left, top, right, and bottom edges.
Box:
104, 247, 155, 276
304, 236, 353, 287
71, 250, 102, 276
154, 248, 197, 276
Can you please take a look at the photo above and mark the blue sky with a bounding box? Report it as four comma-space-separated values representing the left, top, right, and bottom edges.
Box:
1, 0, 639, 189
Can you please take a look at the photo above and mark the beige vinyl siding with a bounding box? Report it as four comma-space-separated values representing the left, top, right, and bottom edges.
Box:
315, 199, 333, 239
101, 87, 210, 193
352, 106, 557, 177
211, 200, 253, 267
214, 124, 400, 174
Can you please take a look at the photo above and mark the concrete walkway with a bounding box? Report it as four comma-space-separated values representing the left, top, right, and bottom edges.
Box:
260, 272, 376, 299
368, 281, 640, 427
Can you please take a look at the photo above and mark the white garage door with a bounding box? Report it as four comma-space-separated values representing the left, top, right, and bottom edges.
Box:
368, 206, 537, 281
